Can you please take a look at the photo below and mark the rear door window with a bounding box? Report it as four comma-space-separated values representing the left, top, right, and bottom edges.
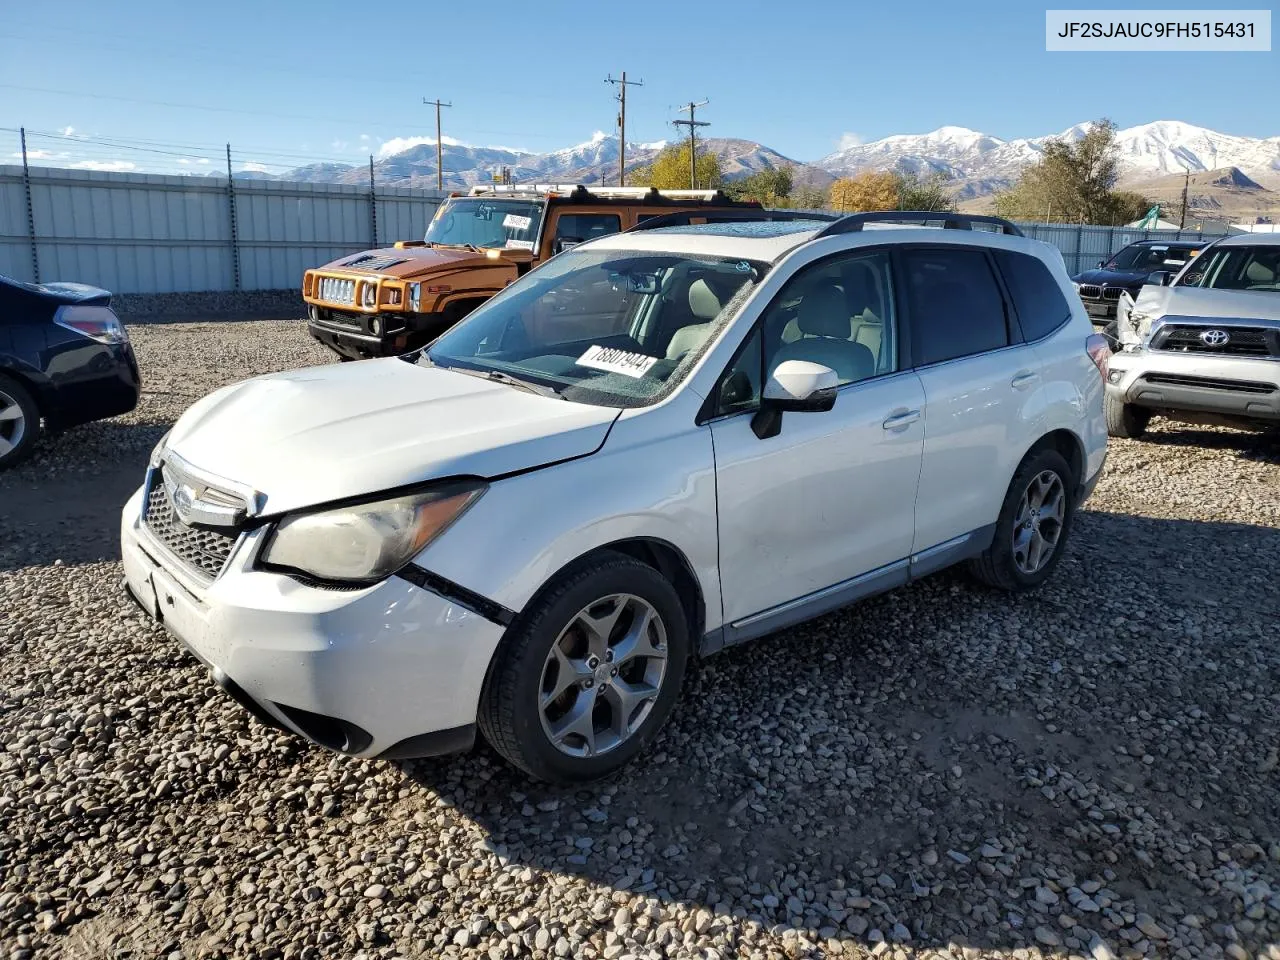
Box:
902, 248, 1010, 366
553, 214, 623, 248
994, 250, 1072, 342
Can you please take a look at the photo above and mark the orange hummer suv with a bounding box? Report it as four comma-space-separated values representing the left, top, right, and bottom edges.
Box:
301, 185, 762, 360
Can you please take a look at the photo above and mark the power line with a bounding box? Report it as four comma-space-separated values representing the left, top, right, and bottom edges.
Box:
605, 72, 642, 187
0, 84, 564, 148
423, 99, 452, 191
672, 101, 710, 190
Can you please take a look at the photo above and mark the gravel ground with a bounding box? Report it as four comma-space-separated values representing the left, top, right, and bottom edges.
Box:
2, 320, 1278, 960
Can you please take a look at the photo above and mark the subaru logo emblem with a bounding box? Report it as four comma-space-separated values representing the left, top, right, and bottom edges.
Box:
1200, 329, 1230, 347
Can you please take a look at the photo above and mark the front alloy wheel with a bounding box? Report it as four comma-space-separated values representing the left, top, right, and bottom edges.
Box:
539, 594, 669, 758
479, 552, 689, 782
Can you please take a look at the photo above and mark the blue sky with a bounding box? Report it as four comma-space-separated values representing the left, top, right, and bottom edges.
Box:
1, 0, 1275, 173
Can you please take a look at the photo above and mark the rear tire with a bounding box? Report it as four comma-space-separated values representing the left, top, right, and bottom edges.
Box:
0, 374, 41, 471
1104, 391, 1150, 439
478, 552, 689, 783
969, 448, 1076, 592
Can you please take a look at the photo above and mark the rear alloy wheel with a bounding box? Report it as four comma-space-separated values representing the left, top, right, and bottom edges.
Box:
0, 375, 40, 471
479, 553, 688, 782
969, 448, 1076, 592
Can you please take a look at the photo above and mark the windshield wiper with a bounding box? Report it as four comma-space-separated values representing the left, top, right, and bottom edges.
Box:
441, 364, 562, 398
483, 369, 563, 398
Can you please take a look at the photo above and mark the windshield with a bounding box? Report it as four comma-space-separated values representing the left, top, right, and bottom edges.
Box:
1176, 246, 1280, 292
1105, 244, 1200, 272
424, 248, 765, 407
424, 198, 545, 250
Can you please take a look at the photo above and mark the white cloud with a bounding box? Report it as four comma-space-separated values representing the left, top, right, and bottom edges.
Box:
60, 126, 75, 137
331, 139, 350, 151
837, 132, 863, 151
70, 159, 137, 172
15, 148, 65, 160
197, 158, 211, 165
359, 133, 371, 141
240, 161, 270, 173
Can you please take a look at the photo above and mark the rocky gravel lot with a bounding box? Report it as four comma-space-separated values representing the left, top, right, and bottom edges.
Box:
2, 320, 1279, 960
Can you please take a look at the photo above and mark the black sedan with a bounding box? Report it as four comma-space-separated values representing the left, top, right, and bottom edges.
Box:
1071, 239, 1207, 322
0, 276, 141, 469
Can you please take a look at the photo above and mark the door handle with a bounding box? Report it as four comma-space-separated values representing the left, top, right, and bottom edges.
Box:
1011, 370, 1039, 390
882, 409, 921, 430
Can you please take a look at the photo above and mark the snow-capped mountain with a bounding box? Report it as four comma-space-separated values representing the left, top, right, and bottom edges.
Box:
816, 120, 1280, 196
231, 121, 1278, 202
264, 133, 804, 189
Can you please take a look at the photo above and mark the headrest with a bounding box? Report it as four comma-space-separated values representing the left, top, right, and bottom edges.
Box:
687, 278, 724, 320
797, 285, 850, 338
843, 261, 880, 313
1245, 259, 1276, 284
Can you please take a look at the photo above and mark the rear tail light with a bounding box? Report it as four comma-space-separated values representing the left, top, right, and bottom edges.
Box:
1085, 333, 1111, 379
53, 305, 128, 344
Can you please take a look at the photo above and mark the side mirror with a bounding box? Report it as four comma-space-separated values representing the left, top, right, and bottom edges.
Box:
751, 360, 838, 439
1097, 260, 1106, 268
1146, 270, 1171, 287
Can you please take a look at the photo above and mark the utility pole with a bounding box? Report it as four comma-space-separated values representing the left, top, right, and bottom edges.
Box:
672, 100, 709, 190
606, 73, 643, 187
1179, 169, 1190, 228
423, 97, 452, 192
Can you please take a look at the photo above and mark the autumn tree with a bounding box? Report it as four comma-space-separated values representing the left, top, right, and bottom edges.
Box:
724, 166, 794, 206
993, 119, 1148, 224
625, 144, 723, 190
897, 171, 956, 212
791, 184, 830, 210
828, 171, 900, 212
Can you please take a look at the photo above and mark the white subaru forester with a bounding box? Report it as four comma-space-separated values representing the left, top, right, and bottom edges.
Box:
121, 212, 1109, 782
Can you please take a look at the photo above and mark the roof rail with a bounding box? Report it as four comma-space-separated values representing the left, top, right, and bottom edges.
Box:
813, 211, 1024, 238
467, 184, 735, 203
625, 209, 838, 233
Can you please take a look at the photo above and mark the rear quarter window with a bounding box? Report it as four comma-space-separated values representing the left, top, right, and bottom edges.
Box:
994, 250, 1073, 342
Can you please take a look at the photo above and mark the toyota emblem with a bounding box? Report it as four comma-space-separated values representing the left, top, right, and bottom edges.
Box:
1200, 329, 1230, 347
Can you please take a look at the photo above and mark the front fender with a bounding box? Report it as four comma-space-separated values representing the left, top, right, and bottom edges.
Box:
421, 412, 723, 632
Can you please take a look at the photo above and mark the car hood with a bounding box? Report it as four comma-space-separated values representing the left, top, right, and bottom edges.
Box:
317, 245, 522, 280
164, 358, 619, 515
1129, 285, 1280, 340
1073, 268, 1152, 286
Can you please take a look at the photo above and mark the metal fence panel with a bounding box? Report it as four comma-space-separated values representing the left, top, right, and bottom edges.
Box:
1015, 221, 1227, 275
0, 165, 445, 294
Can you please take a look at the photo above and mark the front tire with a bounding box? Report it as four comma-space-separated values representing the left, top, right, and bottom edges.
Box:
0, 374, 41, 471
969, 448, 1076, 592
478, 552, 689, 783
1104, 391, 1150, 439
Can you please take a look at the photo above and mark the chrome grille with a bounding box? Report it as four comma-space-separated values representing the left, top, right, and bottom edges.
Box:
1103, 287, 1123, 301
143, 474, 239, 580
1078, 284, 1103, 300
1153, 325, 1277, 358
318, 277, 356, 305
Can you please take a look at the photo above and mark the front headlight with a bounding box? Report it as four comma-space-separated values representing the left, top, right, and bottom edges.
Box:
262, 480, 486, 584
361, 282, 378, 309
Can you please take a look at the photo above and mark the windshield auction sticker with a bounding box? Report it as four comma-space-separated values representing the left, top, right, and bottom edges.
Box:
503, 214, 533, 231
577, 345, 659, 378
1046, 9, 1270, 50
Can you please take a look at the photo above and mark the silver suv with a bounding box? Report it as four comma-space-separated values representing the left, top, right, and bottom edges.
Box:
1105, 233, 1280, 439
